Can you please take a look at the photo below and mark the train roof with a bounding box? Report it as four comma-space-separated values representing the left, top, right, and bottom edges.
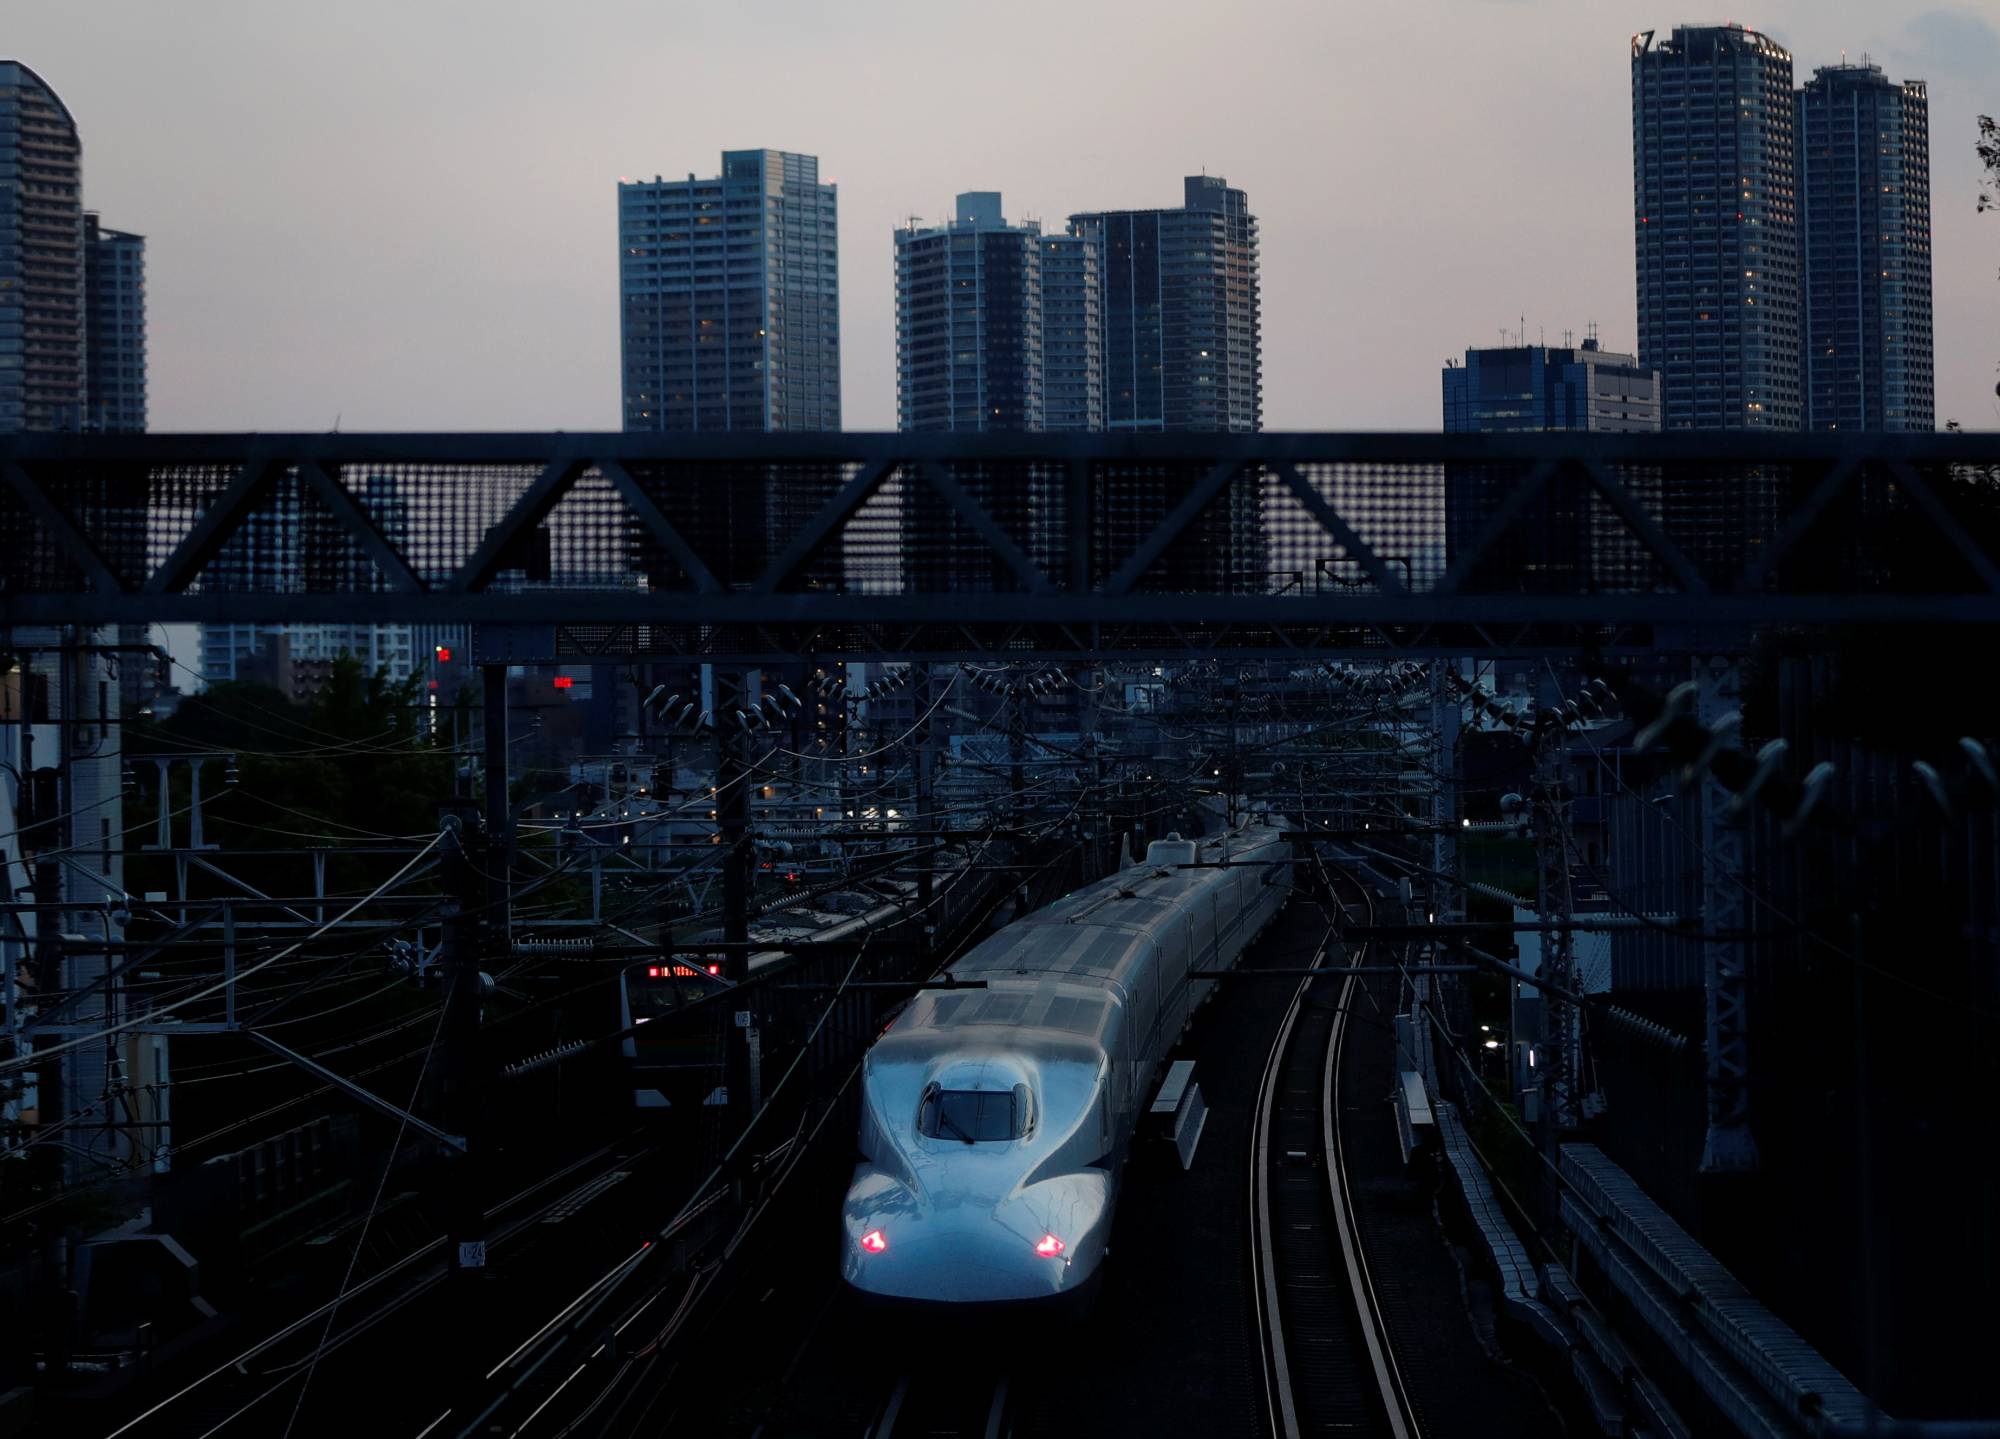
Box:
948, 820, 1289, 991
891, 979, 1114, 1049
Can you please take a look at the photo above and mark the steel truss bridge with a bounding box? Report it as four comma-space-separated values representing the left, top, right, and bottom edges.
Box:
2, 430, 1996, 658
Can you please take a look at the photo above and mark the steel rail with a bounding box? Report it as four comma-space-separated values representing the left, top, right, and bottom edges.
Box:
1323, 877, 1420, 1438
1252, 866, 1424, 1439
1249, 906, 1339, 1438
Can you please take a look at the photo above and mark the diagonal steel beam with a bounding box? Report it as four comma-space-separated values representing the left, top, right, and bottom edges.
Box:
917, 460, 1054, 596
1888, 459, 2000, 594
297, 458, 424, 593
1274, 460, 1408, 594
448, 451, 589, 593
597, 457, 721, 595
1735, 455, 1863, 592
1575, 455, 1709, 594
1, 461, 123, 594
247, 1030, 464, 1152
1434, 458, 1559, 595
752, 456, 898, 593
1103, 456, 1245, 596
144, 454, 278, 593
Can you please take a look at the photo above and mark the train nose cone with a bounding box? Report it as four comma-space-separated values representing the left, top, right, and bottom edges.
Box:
841, 1170, 1109, 1304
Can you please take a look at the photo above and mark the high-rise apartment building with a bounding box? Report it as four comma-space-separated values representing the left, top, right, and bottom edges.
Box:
0, 60, 84, 433
895, 193, 1044, 431
1797, 64, 1933, 431
893, 194, 1104, 435
1442, 335, 1662, 432
1039, 233, 1103, 432
1632, 25, 1800, 429
618, 149, 839, 432
1071, 175, 1261, 432
83, 212, 145, 432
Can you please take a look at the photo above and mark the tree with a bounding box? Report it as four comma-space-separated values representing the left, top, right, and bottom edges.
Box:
1978, 116, 1999, 408
1979, 114, 1998, 216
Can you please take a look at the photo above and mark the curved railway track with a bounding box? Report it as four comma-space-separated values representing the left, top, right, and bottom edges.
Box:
1248, 866, 1420, 1439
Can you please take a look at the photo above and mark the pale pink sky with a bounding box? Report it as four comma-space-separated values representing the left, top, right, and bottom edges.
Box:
14, 0, 2000, 431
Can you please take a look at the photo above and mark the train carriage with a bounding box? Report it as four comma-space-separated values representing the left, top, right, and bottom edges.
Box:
841, 817, 1291, 1307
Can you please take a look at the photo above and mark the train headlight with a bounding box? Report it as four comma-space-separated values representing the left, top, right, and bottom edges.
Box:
859, 1229, 888, 1254
1034, 1233, 1065, 1258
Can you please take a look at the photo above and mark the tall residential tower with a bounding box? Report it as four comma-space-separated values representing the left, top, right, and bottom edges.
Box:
618, 149, 839, 432
83, 213, 145, 432
895, 193, 1044, 432
1631, 25, 1800, 429
1797, 63, 1933, 431
0, 60, 84, 433
1038, 232, 1103, 432
1071, 175, 1261, 432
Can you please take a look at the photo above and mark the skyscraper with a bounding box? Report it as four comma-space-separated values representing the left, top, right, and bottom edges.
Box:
1442, 334, 1662, 432
0, 60, 84, 433
618, 149, 839, 433
1797, 64, 1933, 431
1039, 233, 1103, 433
1631, 25, 1801, 429
1071, 175, 1261, 433
895, 193, 1044, 432
83, 212, 145, 432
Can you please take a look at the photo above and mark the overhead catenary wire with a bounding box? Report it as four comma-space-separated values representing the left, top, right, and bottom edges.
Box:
0, 830, 445, 1075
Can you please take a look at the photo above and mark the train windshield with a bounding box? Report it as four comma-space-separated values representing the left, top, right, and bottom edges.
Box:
919, 1084, 1030, 1143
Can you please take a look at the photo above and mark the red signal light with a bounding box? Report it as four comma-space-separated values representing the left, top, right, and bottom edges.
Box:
1034, 1233, 1065, 1258
706, 963, 720, 976
552, 675, 574, 689
859, 1229, 887, 1254
646, 965, 660, 978
435, 646, 452, 662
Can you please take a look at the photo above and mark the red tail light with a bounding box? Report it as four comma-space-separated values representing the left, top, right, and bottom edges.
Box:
1035, 1233, 1065, 1258
859, 1229, 887, 1254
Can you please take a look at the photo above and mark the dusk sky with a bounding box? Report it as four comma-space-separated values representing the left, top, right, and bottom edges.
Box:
13, 0, 2000, 432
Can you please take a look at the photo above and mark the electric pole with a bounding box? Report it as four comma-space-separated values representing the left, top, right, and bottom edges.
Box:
716, 670, 754, 1124
913, 663, 935, 921
1530, 706, 1579, 1138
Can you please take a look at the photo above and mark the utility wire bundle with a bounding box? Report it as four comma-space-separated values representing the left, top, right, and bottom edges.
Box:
1445, 671, 1835, 836
957, 662, 1067, 699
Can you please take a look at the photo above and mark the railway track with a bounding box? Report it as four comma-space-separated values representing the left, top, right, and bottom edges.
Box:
868, 1370, 1010, 1439
1248, 867, 1420, 1439
99, 1132, 658, 1439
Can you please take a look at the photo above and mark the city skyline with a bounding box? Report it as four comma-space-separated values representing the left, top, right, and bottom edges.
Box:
7, 0, 1997, 432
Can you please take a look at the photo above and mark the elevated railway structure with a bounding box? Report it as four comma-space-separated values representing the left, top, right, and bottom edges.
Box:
1, 430, 1996, 656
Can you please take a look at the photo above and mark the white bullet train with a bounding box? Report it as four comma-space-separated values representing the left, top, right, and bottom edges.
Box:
840, 817, 1292, 1309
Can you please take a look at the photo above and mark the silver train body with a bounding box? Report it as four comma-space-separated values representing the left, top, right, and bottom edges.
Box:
841, 821, 1292, 1306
